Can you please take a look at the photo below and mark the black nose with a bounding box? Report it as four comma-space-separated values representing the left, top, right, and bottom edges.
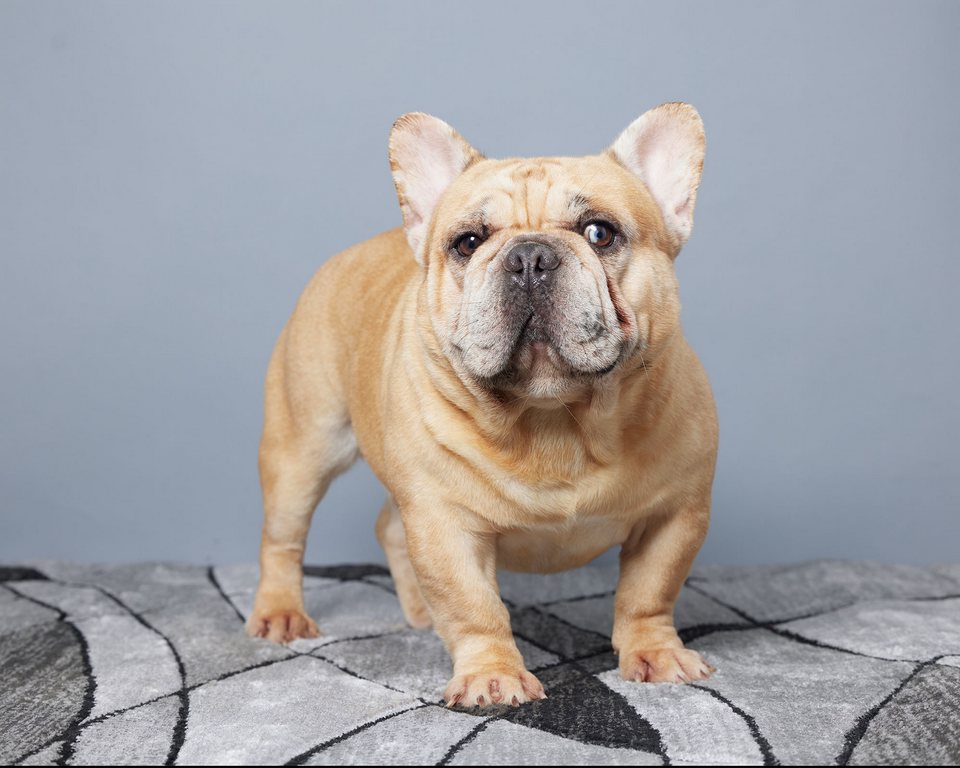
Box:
503, 241, 561, 284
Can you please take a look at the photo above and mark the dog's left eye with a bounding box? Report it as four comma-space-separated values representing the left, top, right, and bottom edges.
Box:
454, 233, 484, 258
583, 222, 616, 248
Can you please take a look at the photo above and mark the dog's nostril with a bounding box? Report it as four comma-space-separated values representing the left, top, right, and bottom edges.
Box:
504, 250, 525, 273
503, 241, 561, 275
537, 249, 560, 271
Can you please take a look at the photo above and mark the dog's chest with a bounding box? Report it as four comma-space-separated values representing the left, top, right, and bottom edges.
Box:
496, 514, 633, 573
492, 462, 654, 572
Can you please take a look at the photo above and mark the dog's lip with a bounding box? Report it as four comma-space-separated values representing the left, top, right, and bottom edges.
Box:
592, 357, 620, 376
508, 334, 621, 378
456, 308, 624, 381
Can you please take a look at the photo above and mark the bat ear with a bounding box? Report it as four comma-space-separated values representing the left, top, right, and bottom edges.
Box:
389, 113, 482, 264
609, 102, 706, 250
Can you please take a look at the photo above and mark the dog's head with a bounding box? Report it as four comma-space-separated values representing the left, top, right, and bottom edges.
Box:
389, 104, 705, 402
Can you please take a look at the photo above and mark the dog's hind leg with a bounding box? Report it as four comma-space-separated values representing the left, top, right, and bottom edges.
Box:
376, 497, 432, 629
247, 332, 357, 644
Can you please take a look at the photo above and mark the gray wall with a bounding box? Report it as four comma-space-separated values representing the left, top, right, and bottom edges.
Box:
2, 1, 958, 567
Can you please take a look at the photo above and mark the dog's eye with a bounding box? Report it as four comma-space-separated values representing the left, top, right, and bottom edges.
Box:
583, 222, 616, 248
454, 233, 484, 258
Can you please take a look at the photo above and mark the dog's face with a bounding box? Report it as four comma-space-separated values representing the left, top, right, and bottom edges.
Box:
390, 104, 705, 401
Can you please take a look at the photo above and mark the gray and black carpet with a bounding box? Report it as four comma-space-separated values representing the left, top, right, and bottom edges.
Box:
2, 560, 959, 765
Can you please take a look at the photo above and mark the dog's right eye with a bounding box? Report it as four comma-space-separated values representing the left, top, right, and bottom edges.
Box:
454, 233, 484, 258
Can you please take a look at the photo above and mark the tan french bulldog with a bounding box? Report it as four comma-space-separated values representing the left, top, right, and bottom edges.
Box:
247, 103, 719, 708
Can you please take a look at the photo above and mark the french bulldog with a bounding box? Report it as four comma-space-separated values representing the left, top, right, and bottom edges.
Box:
247, 103, 719, 708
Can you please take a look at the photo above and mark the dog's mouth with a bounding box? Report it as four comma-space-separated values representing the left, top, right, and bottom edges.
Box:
475, 312, 623, 394
450, 284, 628, 393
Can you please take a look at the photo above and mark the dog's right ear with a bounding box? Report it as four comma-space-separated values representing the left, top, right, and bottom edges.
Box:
389, 113, 482, 264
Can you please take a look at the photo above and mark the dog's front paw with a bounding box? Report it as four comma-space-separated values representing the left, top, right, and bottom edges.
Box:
444, 667, 546, 708
246, 606, 320, 644
619, 647, 715, 684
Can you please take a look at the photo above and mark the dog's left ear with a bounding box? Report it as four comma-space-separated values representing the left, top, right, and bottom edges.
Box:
609, 103, 705, 251
389, 113, 482, 264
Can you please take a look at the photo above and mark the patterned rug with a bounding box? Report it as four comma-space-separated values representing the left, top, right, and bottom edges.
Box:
2, 560, 959, 766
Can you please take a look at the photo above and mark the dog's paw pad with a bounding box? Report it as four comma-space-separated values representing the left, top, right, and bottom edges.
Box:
246, 609, 320, 645
620, 647, 715, 684
444, 668, 545, 709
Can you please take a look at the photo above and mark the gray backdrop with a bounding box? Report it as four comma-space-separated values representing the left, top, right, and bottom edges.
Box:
2, 1, 958, 567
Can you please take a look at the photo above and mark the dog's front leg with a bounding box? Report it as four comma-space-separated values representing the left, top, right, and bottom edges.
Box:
613, 503, 716, 683
402, 502, 545, 708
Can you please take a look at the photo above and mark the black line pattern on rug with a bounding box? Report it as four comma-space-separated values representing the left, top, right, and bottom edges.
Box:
767, 626, 940, 665
207, 566, 247, 624
307, 627, 411, 652
1, 583, 97, 767
14, 651, 309, 764
679, 622, 752, 643
682, 581, 960, 765
527, 604, 615, 645
509, 578, 960, 649
0, 566, 50, 582
279, 654, 454, 764
284, 703, 432, 766
0, 581, 65, 621
437, 718, 496, 766
683, 578, 960, 625
765, 592, 960, 624
289, 564, 401, 602
902, 593, 960, 602
682, 581, 949, 665
0, 577, 97, 765
310, 653, 417, 697
688, 684, 780, 766
55, 625, 96, 768
11, 610, 409, 763
49, 580, 192, 766
511, 628, 569, 661
537, 589, 616, 607
835, 655, 947, 765
529, 646, 612, 675
533, 598, 749, 648
6, 572, 327, 765
302, 564, 391, 580
360, 575, 398, 596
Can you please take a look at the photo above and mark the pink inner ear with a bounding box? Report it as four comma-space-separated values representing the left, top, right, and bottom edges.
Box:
391, 115, 476, 258
406, 209, 424, 229
398, 123, 470, 220
610, 105, 704, 244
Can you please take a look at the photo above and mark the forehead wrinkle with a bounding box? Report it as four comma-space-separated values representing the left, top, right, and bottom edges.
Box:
536, 184, 582, 228
512, 172, 529, 229
529, 175, 551, 228
508, 161, 561, 230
